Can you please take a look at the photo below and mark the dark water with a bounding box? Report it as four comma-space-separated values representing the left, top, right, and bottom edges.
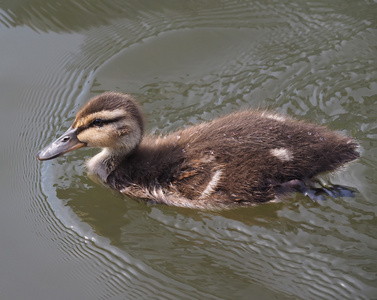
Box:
1, 0, 376, 299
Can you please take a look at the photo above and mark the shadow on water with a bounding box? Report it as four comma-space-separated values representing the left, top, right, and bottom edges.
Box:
58, 179, 286, 240
56, 176, 292, 299
52, 166, 376, 300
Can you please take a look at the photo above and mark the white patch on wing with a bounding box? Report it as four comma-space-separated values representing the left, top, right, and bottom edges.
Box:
260, 112, 286, 122
200, 169, 222, 198
265, 114, 286, 122
270, 148, 293, 162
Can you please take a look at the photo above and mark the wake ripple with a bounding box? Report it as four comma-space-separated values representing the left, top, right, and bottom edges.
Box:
17, 0, 377, 299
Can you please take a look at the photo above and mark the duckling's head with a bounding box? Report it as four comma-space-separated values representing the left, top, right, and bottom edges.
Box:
38, 92, 144, 160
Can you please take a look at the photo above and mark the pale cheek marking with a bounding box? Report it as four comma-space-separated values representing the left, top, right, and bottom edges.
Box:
270, 148, 293, 162
77, 127, 115, 147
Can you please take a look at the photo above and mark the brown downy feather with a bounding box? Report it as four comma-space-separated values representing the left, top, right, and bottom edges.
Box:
106, 108, 359, 209
38, 92, 359, 210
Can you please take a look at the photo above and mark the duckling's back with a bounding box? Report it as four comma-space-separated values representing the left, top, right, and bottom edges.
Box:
110, 110, 359, 208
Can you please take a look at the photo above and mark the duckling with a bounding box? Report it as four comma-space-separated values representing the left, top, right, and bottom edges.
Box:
38, 92, 359, 209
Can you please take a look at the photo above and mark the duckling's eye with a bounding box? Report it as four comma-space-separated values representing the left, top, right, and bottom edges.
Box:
92, 119, 104, 127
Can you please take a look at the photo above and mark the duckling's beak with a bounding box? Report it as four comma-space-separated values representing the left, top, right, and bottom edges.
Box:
37, 127, 86, 161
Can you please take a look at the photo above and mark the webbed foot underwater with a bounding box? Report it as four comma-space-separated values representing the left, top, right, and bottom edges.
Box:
38, 92, 359, 210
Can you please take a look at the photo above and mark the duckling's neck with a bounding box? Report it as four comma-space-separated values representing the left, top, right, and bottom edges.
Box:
87, 147, 130, 182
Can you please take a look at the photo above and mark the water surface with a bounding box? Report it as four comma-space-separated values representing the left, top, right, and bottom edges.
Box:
0, 0, 376, 299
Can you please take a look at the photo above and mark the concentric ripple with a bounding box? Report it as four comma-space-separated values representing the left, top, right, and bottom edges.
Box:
11, 0, 377, 299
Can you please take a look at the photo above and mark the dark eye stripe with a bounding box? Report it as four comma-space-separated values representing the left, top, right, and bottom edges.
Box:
76, 116, 125, 134
91, 116, 124, 127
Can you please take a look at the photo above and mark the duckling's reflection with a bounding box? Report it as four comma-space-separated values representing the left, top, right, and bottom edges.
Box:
55, 172, 299, 248
53, 170, 368, 300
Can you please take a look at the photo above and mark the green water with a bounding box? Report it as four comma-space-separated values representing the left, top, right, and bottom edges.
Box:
0, 0, 376, 299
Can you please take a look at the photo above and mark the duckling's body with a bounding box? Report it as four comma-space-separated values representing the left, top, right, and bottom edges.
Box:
38, 92, 359, 209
